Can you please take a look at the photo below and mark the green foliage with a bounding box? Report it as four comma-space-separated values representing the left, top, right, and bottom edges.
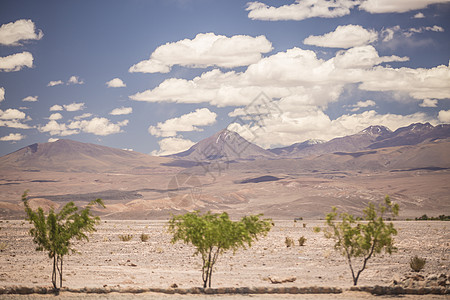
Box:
285, 237, 294, 247
118, 234, 133, 242
22, 191, 104, 291
410, 255, 426, 272
140, 233, 149, 242
415, 214, 450, 221
298, 236, 307, 246
168, 211, 272, 288
321, 196, 399, 286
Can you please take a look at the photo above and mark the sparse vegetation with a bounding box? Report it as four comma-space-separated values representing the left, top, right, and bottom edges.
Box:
298, 236, 306, 246
318, 195, 399, 286
415, 214, 450, 221
22, 190, 104, 292
118, 234, 133, 242
0, 242, 7, 252
168, 211, 272, 288
285, 237, 294, 247
410, 255, 426, 272
140, 233, 149, 242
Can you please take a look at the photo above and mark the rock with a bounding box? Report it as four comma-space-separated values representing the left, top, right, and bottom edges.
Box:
170, 283, 178, 289
268, 276, 296, 284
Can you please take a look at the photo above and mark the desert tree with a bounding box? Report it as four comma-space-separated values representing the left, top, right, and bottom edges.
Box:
168, 211, 272, 288
22, 191, 104, 291
317, 196, 399, 285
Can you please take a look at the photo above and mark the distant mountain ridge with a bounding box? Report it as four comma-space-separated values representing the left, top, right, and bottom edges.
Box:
169, 129, 275, 161
0, 139, 170, 173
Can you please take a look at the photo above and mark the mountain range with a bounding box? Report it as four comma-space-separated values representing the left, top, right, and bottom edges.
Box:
0, 122, 449, 220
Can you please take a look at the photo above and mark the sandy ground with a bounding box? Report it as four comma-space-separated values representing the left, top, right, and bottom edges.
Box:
0, 220, 449, 298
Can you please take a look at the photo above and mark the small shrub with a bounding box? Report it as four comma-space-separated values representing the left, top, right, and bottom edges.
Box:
285, 237, 294, 247
410, 255, 426, 272
302, 223, 307, 228
298, 236, 306, 246
118, 234, 133, 242
0, 242, 7, 252
140, 233, 149, 242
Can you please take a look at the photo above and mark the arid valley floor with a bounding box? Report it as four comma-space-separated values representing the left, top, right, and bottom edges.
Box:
0, 220, 448, 298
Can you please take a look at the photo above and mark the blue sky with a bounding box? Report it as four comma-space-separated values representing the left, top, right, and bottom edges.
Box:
0, 0, 449, 156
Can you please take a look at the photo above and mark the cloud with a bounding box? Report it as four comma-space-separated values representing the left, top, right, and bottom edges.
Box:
0, 19, 43, 46
49, 113, 63, 120
413, 12, 425, 18
246, 0, 358, 21
22, 95, 38, 102
67, 76, 84, 85
0, 87, 4, 102
419, 99, 438, 107
229, 108, 435, 148
129, 33, 273, 73
0, 133, 25, 142
0, 108, 26, 120
151, 137, 195, 156
40, 117, 128, 136
347, 99, 376, 111
47, 80, 64, 87
0, 108, 31, 129
63, 102, 85, 112
106, 78, 126, 88
359, 0, 450, 13
73, 113, 92, 120
0, 51, 33, 72
438, 110, 450, 123
39, 120, 78, 136
110, 107, 132, 115
149, 108, 217, 137
49, 104, 63, 111
48, 138, 59, 143
359, 61, 450, 100
246, 0, 450, 20
70, 118, 128, 136
131, 46, 411, 108
304, 25, 378, 48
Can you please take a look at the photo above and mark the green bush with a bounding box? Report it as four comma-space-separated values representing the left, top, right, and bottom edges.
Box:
168, 211, 272, 288
140, 233, 149, 242
410, 255, 426, 272
319, 196, 399, 286
22, 190, 104, 292
285, 237, 294, 247
298, 236, 306, 246
118, 234, 133, 242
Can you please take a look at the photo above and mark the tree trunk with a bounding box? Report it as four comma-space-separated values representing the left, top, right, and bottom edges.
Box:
52, 256, 57, 290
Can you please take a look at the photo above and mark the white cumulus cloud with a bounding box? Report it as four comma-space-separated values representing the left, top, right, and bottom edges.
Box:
47, 80, 64, 87
438, 110, 450, 123
246, 0, 359, 21
49, 104, 63, 111
0, 133, 25, 142
0, 19, 43, 46
71, 118, 128, 136
359, 0, 450, 13
106, 78, 126, 88
0, 51, 33, 72
0, 87, 4, 102
129, 33, 272, 73
67, 76, 84, 85
151, 137, 195, 156
419, 99, 438, 107
303, 25, 378, 48
110, 107, 132, 115
347, 99, 376, 111
22, 95, 38, 102
413, 12, 425, 18
149, 108, 217, 137
63, 102, 85, 112
49, 113, 63, 120
0, 108, 26, 120
73, 113, 92, 120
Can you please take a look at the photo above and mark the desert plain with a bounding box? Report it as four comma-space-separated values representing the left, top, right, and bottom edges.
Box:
0, 219, 448, 299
